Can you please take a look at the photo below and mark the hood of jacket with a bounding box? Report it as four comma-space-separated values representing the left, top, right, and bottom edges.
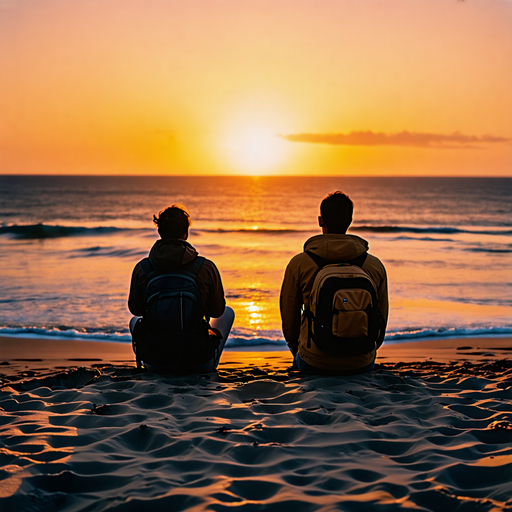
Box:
149, 238, 198, 270
303, 233, 369, 263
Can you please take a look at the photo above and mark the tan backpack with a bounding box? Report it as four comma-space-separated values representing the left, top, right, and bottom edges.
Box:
304, 251, 383, 356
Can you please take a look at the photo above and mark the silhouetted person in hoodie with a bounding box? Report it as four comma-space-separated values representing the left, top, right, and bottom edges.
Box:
129, 204, 234, 373
280, 191, 388, 375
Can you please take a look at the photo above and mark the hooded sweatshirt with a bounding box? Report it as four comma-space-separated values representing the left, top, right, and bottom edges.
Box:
128, 238, 225, 319
280, 234, 388, 371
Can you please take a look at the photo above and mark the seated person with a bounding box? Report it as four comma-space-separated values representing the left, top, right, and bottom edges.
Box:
128, 204, 234, 374
280, 191, 388, 375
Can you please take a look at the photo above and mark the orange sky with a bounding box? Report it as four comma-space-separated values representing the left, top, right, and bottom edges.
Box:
0, 0, 511, 176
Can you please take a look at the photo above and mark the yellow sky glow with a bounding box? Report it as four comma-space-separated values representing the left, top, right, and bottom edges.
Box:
0, 0, 511, 176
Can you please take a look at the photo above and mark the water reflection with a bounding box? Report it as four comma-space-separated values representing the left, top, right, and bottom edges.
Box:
247, 302, 262, 330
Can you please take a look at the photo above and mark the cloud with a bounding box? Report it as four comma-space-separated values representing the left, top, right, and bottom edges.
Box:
280, 130, 511, 149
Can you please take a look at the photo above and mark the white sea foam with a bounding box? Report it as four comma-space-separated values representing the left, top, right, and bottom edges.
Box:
1, 325, 511, 348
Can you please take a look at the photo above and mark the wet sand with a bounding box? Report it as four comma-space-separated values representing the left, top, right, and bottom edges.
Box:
1, 336, 511, 511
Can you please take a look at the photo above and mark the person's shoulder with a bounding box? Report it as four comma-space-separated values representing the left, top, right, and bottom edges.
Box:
132, 258, 147, 274
286, 251, 312, 271
366, 252, 384, 266
290, 250, 312, 265
130, 258, 151, 290
198, 255, 216, 267
196, 256, 221, 277
283, 251, 319, 284
364, 253, 387, 277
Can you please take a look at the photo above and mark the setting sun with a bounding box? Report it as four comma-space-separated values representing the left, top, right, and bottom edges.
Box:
221, 126, 291, 174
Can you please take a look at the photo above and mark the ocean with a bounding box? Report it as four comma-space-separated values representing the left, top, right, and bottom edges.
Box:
0, 175, 511, 349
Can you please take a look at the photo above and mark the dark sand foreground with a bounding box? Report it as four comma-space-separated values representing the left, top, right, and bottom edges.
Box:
1, 336, 512, 511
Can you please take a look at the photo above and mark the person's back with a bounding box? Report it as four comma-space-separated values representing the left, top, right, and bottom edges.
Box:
280, 191, 388, 374
128, 205, 234, 374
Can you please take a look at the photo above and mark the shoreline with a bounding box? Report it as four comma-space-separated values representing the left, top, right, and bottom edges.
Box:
1, 331, 511, 347
0, 335, 511, 377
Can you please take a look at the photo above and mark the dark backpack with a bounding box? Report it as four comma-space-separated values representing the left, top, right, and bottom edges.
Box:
133, 256, 220, 368
304, 251, 383, 357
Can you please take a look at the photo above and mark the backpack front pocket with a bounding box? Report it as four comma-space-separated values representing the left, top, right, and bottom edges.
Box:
332, 289, 373, 338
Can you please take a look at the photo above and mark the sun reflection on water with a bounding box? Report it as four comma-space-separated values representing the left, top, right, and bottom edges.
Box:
246, 302, 262, 329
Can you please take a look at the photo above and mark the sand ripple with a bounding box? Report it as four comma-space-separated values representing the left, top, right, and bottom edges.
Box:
1, 360, 512, 511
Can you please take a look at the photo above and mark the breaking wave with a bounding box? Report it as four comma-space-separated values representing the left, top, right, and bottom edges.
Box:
0, 223, 130, 239
1, 325, 511, 347
385, 326, 512, 341
350, 225, 512, 236
2, 223, 511, 240
0, 326, 132, 342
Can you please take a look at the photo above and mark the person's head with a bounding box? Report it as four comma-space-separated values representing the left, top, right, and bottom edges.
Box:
319, 191, 354, 234
153, 204, 191, 240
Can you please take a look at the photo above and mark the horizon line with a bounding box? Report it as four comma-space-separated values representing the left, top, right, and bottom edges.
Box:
1, 173, 511, 179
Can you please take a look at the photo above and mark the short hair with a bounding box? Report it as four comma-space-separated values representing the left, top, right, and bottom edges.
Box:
153, 204, 191, 239
320, 191, 354, 234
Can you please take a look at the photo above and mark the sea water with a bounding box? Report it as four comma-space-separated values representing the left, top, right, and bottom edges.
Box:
0, 175, 511, 348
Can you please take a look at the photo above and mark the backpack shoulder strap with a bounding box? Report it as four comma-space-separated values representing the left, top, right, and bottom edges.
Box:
349, 252, 368, 268
304, 250, 325, 349
305, 250, 327, 269
185, 256, 205, 278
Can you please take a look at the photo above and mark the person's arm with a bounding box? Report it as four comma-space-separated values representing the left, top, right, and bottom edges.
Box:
280, 261, 303, 355
202, 261, 226, 319
128, 263, 146, 317
362, 255, 389, 349
375, 265, 389, 349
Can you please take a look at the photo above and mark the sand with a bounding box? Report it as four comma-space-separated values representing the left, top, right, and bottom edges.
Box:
1, 336, 512, 511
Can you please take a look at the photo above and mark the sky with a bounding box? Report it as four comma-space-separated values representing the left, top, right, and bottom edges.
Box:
0, 0, 511, 176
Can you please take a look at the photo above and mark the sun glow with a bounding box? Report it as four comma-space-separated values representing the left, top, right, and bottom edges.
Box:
221, 126, 291, 175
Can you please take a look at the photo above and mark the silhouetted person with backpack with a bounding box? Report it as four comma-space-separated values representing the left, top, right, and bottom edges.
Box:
129, 205, 234, 374
280, 191, 388, 375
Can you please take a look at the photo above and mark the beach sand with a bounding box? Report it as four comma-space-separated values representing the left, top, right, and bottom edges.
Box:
1, 336, 511, 511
